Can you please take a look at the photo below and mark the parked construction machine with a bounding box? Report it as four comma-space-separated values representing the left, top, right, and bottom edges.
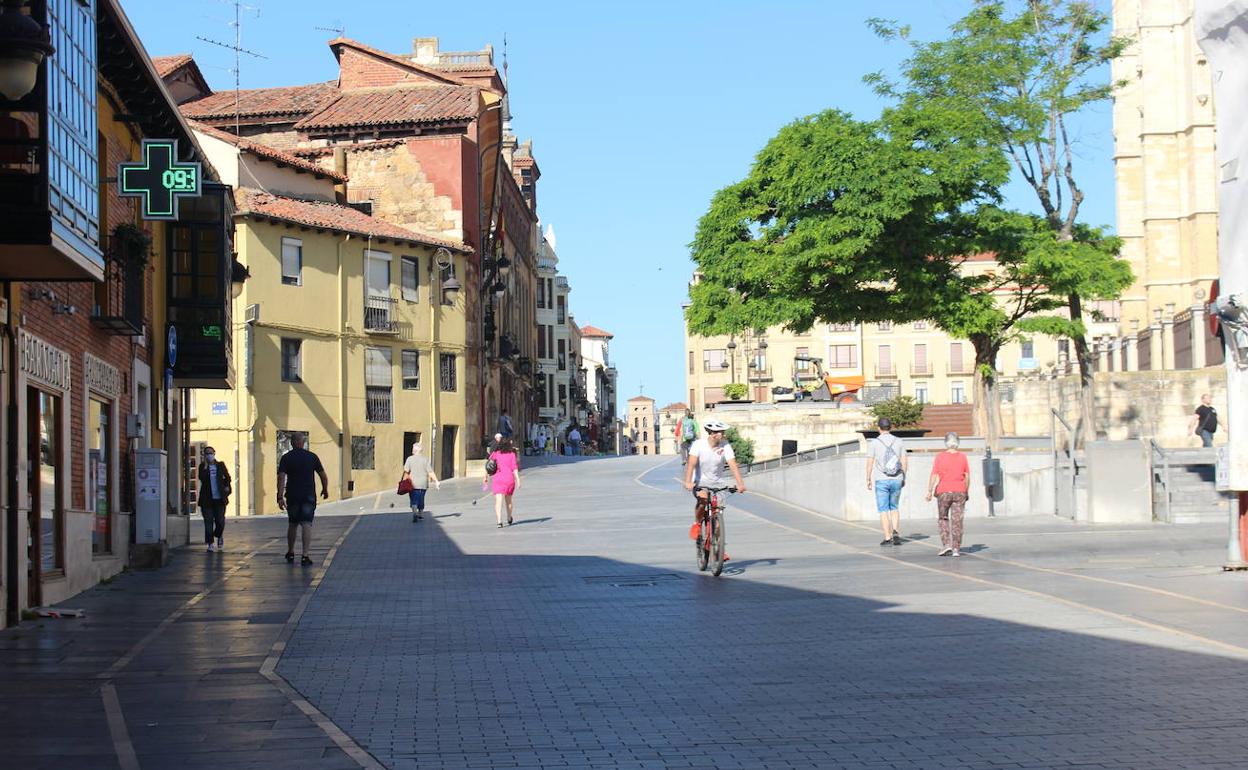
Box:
791, 355, 865, 403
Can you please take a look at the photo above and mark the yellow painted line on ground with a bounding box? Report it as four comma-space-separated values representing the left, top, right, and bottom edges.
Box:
634, 465, 1248, 655
100, 682, 140, 770
732, 503, 1248, 659
745, 488, 1248, 617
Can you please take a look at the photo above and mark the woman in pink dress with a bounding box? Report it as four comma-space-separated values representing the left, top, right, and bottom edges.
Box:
486, 438, 521, 527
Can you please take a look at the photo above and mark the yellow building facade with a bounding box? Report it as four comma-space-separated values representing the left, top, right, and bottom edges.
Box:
189, 137, 471, 515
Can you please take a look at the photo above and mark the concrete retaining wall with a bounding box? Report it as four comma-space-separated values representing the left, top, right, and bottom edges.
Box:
745, 449, 1053, 521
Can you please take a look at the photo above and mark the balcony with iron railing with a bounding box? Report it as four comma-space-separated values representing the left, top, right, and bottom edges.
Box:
747, 365, 773, 382
910, 362, 933, 377
91, 236, 145, 336
947, 361, 973, 375
874, 362, 898, 379
364, 295, 399, 334
365, 386, 393, 423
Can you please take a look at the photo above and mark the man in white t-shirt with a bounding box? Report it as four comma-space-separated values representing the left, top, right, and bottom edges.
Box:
682, 419, 746, 530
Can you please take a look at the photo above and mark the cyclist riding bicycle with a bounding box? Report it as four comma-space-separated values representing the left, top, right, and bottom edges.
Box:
682, 419, 746, 536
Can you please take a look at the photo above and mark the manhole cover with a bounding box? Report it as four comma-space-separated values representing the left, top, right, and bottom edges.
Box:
582, 573, 683, 588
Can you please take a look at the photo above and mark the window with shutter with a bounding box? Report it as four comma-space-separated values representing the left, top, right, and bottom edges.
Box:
401, 257, 419, 302
281, 338, 301, 382
950, 342, 964, 373
281, 238, 302, 285
365, 347, 393, 422
401, 350, 419, 390
439, 353, 457, 391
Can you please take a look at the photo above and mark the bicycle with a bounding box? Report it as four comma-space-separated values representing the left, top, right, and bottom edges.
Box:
694, 485, 736, 576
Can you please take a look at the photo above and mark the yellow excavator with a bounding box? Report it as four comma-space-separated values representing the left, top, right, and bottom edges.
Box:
792, 355, 865, 403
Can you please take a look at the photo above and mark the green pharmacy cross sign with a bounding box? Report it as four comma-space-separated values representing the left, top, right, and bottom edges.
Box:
118, 139, 202, 220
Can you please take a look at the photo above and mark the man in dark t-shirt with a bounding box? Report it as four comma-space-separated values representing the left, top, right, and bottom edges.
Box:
277, 433, 328, 565
1188, 394, 1218, 448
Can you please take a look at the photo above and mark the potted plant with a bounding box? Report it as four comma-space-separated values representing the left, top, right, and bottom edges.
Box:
112, 223, 152, 264
861, 396, 929, 438
723, 383, 748, 401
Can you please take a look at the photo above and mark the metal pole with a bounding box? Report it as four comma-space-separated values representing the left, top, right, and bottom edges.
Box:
986, 447, 996, 517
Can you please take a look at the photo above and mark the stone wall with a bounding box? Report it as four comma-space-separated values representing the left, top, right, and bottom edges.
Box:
1000, 367, 1227, 447
699, 402, 871, 460
342, 142, 463, 241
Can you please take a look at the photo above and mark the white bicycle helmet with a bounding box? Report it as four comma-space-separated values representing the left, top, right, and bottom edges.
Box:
703, 419, 729, 432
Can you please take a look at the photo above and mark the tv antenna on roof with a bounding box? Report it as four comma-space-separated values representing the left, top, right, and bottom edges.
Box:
315, 23, 345, 38
197, 1, 267, 137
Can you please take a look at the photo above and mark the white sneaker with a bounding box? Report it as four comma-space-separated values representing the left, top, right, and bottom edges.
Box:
216, 539, 224, 552
952, 549, 961, 557
206, 543, 215, 553
938, 548, 952, 557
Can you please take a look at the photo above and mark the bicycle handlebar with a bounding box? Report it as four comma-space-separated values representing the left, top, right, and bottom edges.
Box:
693, 485, 738, 493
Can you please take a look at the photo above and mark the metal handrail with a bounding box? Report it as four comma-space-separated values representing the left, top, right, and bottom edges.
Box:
1050, 409, 1077, 519
742, 439, 862, 474
1150, 439, 1172, 523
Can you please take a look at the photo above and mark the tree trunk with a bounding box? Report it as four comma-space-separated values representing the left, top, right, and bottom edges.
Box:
971, 340, 1003, 450
1067, 293, 1097, 447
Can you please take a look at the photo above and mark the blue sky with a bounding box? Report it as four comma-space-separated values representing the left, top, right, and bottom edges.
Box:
124, 0, 1117, 414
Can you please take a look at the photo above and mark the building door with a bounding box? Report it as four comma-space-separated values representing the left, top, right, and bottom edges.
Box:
440, 425, 457, 480
402, 431, 422, 467
26, 388, 62, 608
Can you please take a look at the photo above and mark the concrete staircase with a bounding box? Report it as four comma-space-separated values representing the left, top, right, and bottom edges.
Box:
917, 404, 975, 438
1151, 447, 1234, 523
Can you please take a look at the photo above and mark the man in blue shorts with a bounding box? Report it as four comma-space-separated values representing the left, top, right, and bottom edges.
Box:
865, 418, 908, 546
277, 433, 329, 565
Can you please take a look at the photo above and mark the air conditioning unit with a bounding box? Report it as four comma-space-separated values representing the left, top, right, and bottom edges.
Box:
244, 304, 260, 324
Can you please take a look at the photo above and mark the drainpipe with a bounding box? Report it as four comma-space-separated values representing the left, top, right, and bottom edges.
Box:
338, 233, 352, 498
5, 282, 20, 626
429, 256, 441, 474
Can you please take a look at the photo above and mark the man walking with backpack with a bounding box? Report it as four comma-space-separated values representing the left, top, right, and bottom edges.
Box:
866, 418, 908, 546
675, 409, 699, 466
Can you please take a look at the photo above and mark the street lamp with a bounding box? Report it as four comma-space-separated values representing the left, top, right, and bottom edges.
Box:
0, 0, 54, 102
230, 259, 250, 300
434, 247, 460, 304
726, 339, 738, 382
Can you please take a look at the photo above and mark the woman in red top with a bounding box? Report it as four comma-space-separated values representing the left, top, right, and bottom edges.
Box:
486, 438, 521, 527
926, 432, 970, 557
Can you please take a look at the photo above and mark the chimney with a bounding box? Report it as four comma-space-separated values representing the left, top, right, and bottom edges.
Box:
412, 37, 439, 64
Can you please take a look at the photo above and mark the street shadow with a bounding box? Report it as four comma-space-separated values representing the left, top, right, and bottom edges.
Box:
508, 517, 552, 526
962, 543, 989, 553
901, 533, 931, 542
432, 512, 463, 519
266, 514, 1248, 770
720, 557, 780, 576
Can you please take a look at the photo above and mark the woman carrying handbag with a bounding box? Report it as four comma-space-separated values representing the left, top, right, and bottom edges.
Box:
399, 442, 440, 521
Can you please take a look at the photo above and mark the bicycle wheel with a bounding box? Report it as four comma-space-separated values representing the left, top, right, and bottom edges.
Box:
696, 520, 709, 571
710, 511, 726, 576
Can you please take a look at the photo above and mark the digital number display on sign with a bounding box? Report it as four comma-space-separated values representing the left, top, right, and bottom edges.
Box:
118, 139, 203, 220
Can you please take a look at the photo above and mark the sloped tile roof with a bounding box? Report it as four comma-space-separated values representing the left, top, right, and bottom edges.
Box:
235, 189, 470, 252
190, 121, 347, 182
579, 325, 613, 339
181, 82, 338, 119
328, 37, 472, 87
291, 138, 409, 158
660, 402, 689, 411
295, 86, 479, 131
153, 54, 193, 77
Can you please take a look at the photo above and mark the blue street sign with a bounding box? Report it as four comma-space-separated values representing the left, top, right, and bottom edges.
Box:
167, 325, 177, 368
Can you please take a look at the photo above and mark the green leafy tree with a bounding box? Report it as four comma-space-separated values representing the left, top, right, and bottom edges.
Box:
868, 0, 1132, 444
724, 427, 755, 466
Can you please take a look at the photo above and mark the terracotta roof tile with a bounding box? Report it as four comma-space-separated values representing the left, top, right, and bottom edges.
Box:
660, 402, 689, 411
190, 122, 347, 182
295, 86, 479, 132
181, 82, 338, 119
328, 37, 472, 87
291, 139, 409, 158
430, 62, 497, 74
153, 54, 193, 77
235, 189, 470, 252
579, 325, 613, 339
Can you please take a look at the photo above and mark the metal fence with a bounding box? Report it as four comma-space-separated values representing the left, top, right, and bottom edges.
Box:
742, 439, 862, 475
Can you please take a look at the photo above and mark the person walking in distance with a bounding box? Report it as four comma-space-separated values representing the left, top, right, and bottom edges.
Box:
277, 434, 329, 565
498, 409, 515, 440
485, 437, 521, 527
926, 432, 970, 557
198, 447, 231, 553
402, 441, 440, 522
866, 417, 908, 546
675, 409, 699, 466
1188, 394, 1218, 448
568, 426, 582, 456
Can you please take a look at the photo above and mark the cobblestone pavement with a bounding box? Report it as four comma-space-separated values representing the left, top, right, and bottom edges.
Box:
277, 456, 1248, 770
5, 455, 1248, 769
